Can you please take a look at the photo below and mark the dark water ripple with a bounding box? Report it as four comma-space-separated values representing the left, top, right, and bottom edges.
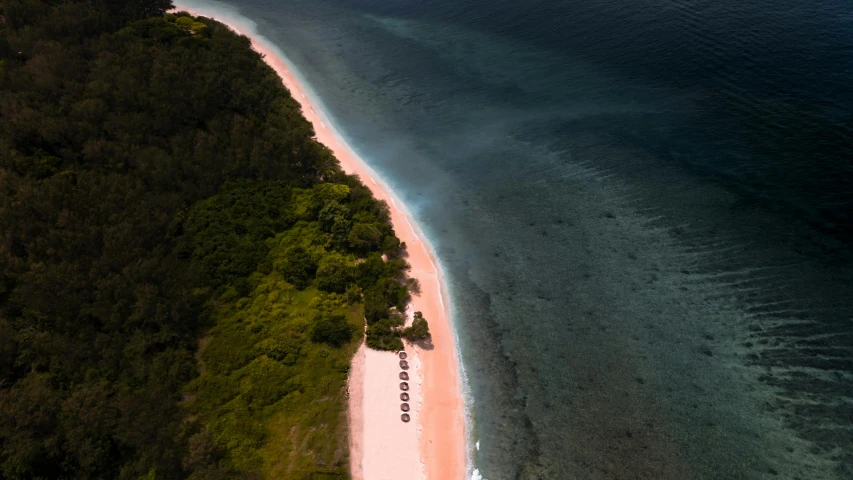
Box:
191, 0, 853, 477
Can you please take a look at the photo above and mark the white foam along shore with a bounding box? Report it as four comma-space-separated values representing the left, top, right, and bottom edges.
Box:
171, 3, 468, 479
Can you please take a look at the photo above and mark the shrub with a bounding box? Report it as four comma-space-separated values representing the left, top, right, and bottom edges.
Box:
348, 223, 382, 250
266, 336, 303, 365
311, 314, 354, 347
381, 235, 403, 258
402, 312, 430, 342
363, 288, 389, 324
365, 321, 403, 351
354, 253, 385, 288
318, 201, 348, 231
315, 254, 351, 293
345, 284, 361, 304
281, 246, 317, 289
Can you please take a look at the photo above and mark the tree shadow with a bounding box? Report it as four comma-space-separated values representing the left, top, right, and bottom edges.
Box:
410, 336, 434, 351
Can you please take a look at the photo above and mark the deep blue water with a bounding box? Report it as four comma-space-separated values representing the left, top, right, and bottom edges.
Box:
183, 1, 853, 478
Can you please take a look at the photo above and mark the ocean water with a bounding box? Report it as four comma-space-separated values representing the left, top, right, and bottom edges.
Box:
179, 1, 853, 478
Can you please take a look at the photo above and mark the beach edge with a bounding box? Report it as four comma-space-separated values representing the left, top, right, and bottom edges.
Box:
170, 4, 468, 479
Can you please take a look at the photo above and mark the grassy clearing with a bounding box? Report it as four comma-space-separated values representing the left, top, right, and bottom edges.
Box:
185, 283, 362, 479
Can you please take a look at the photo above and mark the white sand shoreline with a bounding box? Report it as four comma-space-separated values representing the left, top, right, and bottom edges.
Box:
171, 3, 467, 479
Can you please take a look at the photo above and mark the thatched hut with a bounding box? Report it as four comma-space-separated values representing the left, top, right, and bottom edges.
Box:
399, 372, 409, 381
400, 360, 409, 370
401, 413, 410, 422
401, 403, 410, 412
399, 352, 408, 360
400, 382, 409, 391
400, 392, 410, 401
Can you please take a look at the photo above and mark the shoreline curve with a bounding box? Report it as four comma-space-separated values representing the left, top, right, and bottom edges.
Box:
171, 3, 468, 479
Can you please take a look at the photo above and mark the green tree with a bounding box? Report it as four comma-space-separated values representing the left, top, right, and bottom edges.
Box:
402, 312, 430, 342
365, 321, 403, 351
311, 314, 354, 347
281, 246, 318, 289
381, 235, 404, 258
104, 0, 175, 26
318, 200, 348, 230
363, 287, 390, 324
348, 222, 382, 250
315, 254, 351, 293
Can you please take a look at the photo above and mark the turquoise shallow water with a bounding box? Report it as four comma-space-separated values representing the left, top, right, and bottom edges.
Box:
179, 1, 853, 478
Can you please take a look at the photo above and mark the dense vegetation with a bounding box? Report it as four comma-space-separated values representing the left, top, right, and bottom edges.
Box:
180, 181, 407, 479
0, 2, 425, 478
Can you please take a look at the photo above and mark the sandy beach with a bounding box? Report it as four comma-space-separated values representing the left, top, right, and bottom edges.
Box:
172, 4, 466, 479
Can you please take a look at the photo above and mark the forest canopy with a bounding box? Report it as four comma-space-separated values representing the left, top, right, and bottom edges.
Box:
0, 1, 424, 478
